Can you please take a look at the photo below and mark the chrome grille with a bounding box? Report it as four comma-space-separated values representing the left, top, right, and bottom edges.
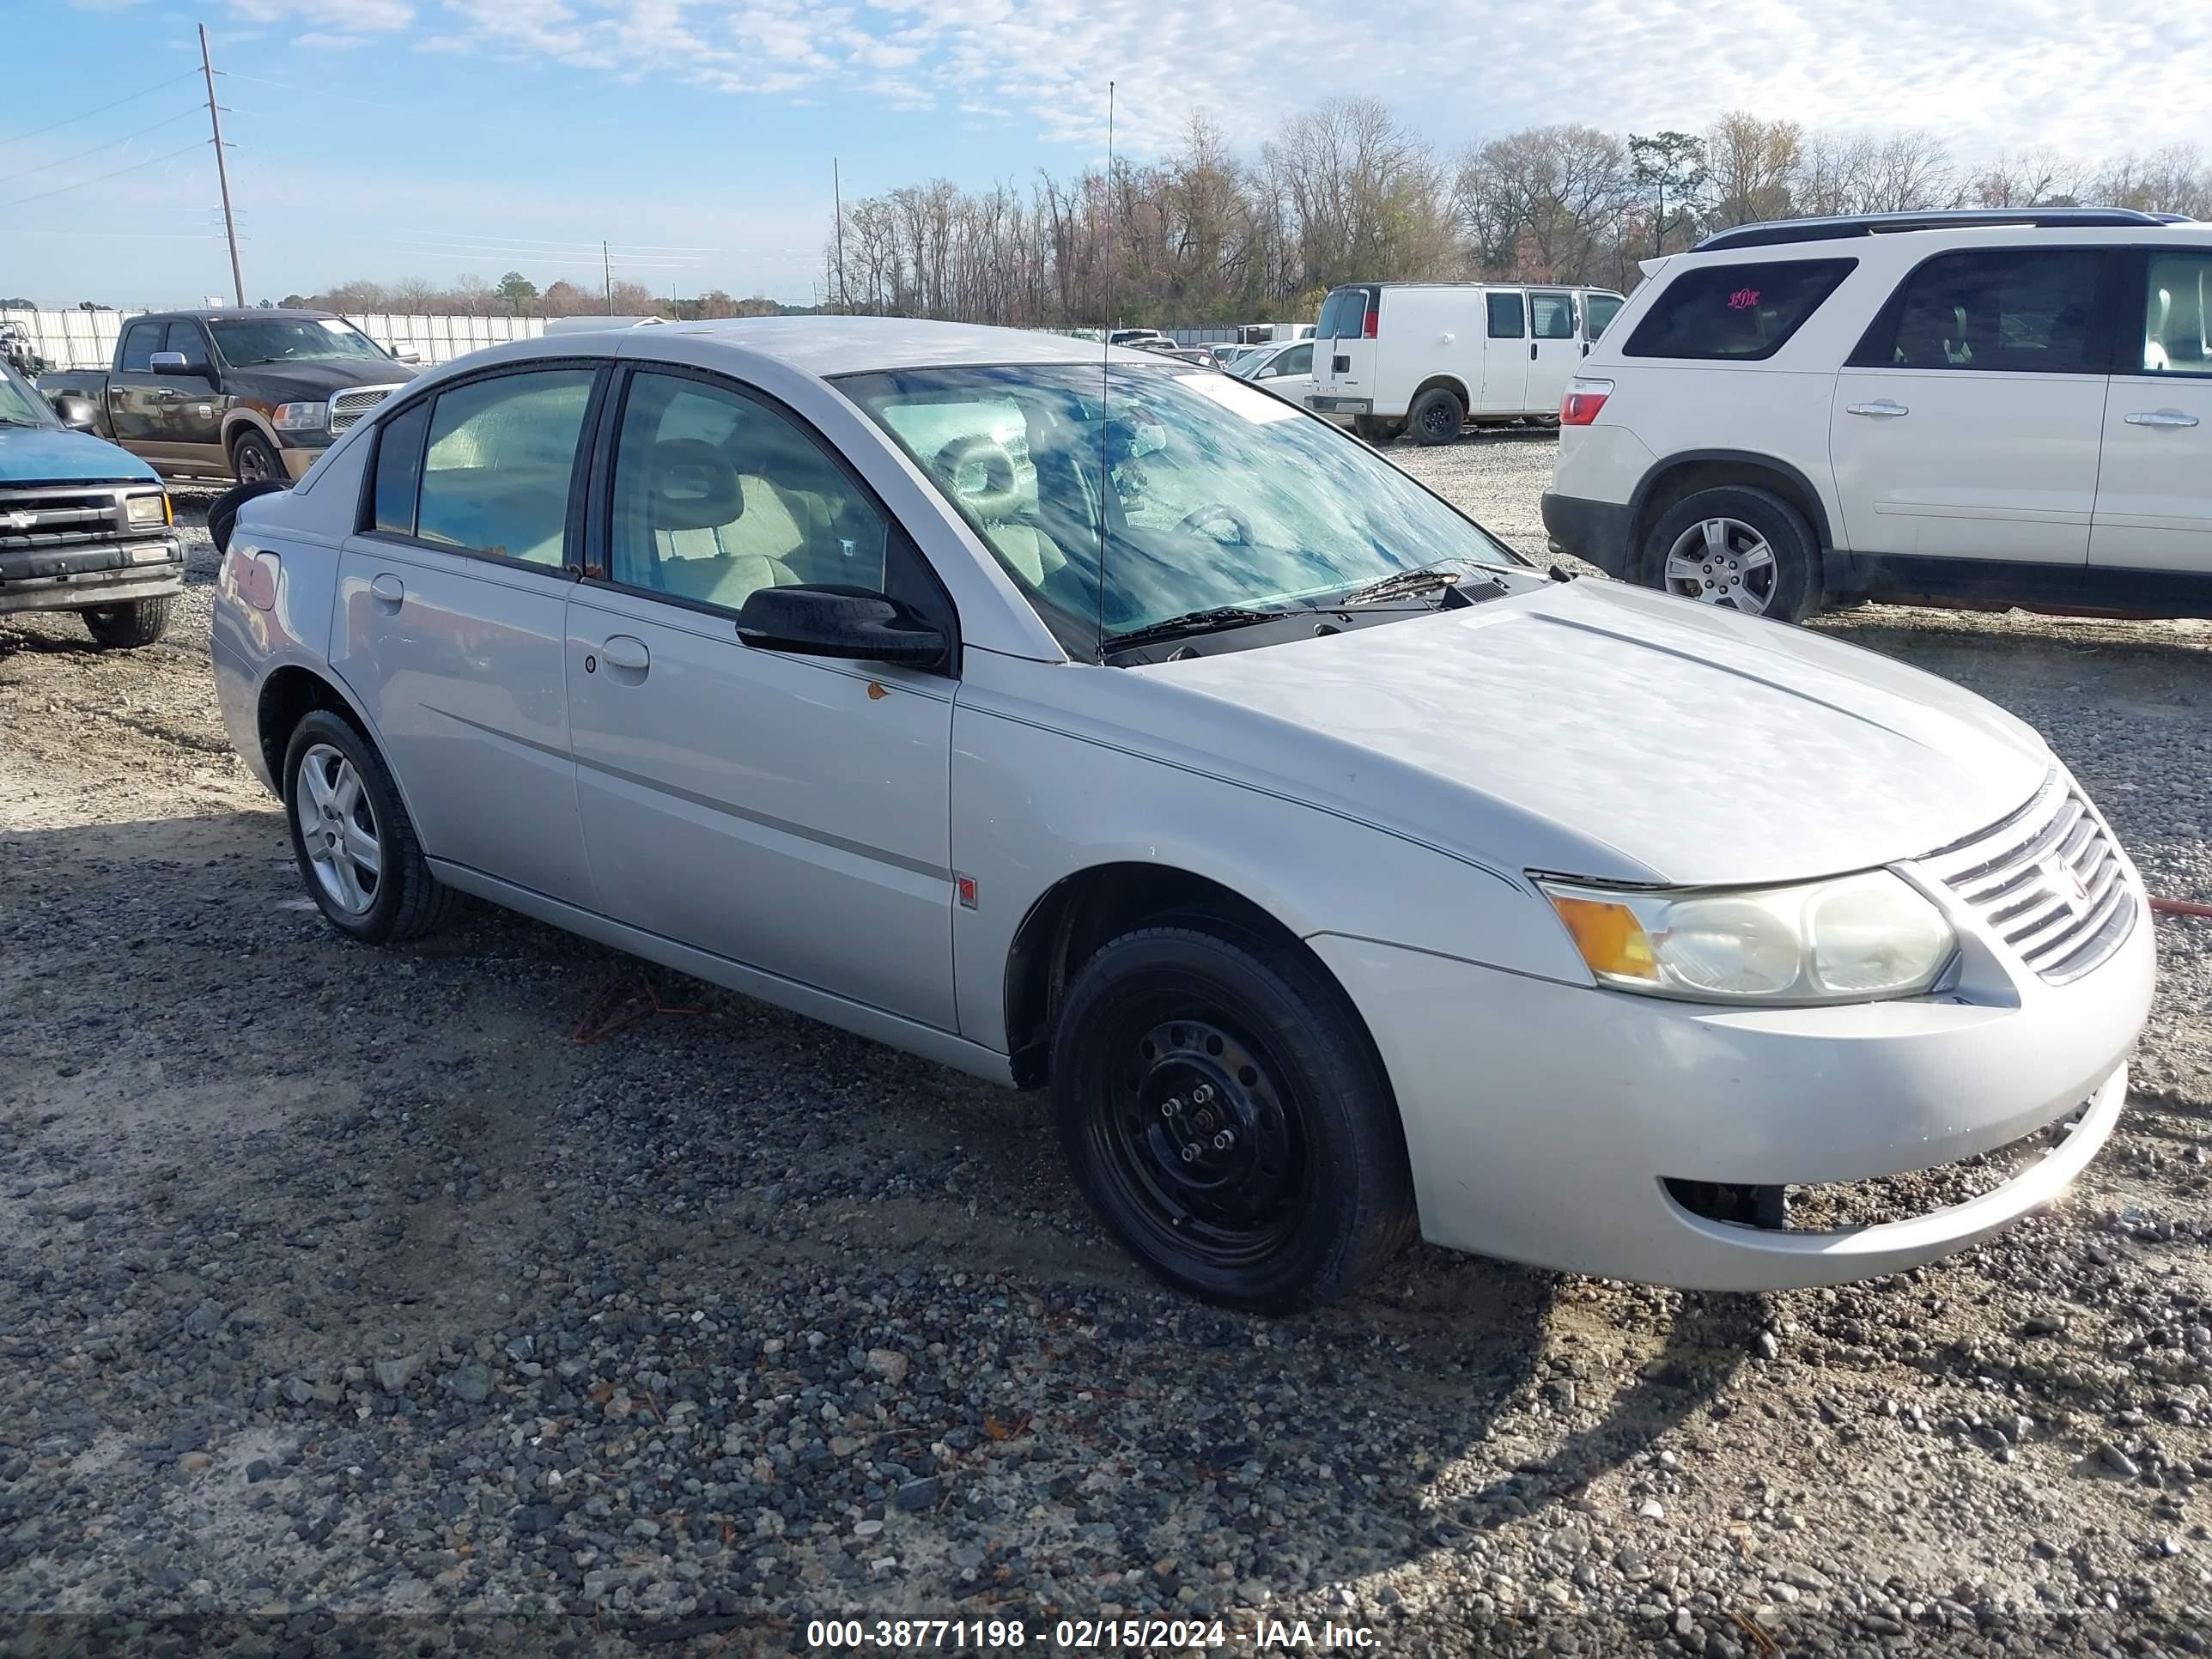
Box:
0, 488, 125, 551
329, 383, 404, 434
1923, 775, 2138, 984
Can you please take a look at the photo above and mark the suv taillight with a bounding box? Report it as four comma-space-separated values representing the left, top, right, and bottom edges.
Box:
1560, 377, 1613, 425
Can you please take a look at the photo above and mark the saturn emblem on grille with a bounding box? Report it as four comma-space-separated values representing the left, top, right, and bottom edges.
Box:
2044, 857, 2090, 910
3, 510, 35, 530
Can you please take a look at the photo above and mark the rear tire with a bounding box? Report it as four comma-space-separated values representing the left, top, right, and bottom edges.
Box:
1352, 415, 1403, 445
230, 428, 283, 486
1642, 483, 1820, 623
1406, 387, 1464, 447
283, 709, 459, 945
81, 596, 171, 649
1051, 924, 1416, 1312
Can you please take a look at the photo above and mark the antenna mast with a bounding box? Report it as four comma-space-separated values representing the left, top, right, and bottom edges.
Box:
1094, 79, 1115, 664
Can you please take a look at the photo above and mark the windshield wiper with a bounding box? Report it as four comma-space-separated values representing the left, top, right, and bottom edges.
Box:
1108, 605, 1297, 653
1337, 564, 1464, 605
0, 416, 43, 428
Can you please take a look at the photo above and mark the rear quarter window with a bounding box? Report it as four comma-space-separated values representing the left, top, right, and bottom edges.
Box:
1624, 259, 1857, 362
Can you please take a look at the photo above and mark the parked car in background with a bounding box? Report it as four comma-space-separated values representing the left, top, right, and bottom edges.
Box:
1232, 337, 1316, 399
211, 317, 2148, 1311
1544, 208, 2212, 623
0, 354, 181, 647
39, 308, 417, 485
1109, 328, 1174, 349
1237, 322, 1316, 345
1308, 282, 1627, 445
1, 319, 50, 380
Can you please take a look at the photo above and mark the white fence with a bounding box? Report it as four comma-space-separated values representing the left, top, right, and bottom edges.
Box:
2, 308, 548, 372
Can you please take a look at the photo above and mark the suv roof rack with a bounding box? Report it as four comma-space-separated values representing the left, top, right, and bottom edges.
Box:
1692, 207, 2185, 253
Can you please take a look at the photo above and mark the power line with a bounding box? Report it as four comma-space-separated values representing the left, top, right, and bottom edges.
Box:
0, 141, 207, 211
0, 108, 202, 189
0, 70, 200, 149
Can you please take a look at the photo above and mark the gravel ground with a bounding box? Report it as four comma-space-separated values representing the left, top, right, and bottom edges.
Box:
3, 453, 2209, 1659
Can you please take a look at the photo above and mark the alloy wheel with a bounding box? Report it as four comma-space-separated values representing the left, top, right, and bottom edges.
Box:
1663, 517, 1778, 614
294, 742, 381, 915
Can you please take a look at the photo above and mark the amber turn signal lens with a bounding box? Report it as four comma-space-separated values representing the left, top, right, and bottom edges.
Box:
1547, 894, 1661, 982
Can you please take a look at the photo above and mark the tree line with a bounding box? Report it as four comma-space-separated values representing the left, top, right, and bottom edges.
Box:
822, 104, 2212, 327
271, 272, 799, 320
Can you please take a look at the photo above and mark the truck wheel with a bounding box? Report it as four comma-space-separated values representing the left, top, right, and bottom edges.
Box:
81, 597, 172, 650
283, 709, 460, 945
230, 429, 283, 485
1406, 387, 1464, 446
1051, 922, 1416, 1312
1642, 484, 1820, 623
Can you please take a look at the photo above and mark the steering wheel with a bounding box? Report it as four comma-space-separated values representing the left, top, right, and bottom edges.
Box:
1174, 502, 1253, 545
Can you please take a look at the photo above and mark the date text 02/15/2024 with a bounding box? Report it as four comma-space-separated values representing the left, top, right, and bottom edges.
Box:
804, 1618, 1380, 1650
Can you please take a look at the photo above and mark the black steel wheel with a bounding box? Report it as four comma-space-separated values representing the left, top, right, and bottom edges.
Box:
1052, 923, 1415, 1310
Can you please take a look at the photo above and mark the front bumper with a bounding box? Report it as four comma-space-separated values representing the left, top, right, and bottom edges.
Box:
1310, 883, 2154, 1291
0, 534, 185, 616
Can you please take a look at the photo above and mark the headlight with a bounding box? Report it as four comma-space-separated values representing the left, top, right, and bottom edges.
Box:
272, 401, 326, 431
125, 491, 171, 526
1540, 870, 1955, 1005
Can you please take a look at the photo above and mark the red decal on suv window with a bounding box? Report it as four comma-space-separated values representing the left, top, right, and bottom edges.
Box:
1727, 288, 1761, 311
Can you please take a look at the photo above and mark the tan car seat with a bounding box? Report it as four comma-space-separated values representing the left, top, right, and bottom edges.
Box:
932, 434, 1066, 587
643, 439, 800, 611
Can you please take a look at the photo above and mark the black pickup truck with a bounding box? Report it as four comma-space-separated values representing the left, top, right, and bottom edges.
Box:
39, 308, 417, 485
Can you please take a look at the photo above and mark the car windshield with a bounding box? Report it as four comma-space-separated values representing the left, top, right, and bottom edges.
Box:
842, 361, 1523, 655
210, 318, 386, 368
0, 359, 49, 425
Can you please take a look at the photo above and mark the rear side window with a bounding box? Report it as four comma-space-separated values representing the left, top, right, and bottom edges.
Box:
1486, 292, 1525, 338
1625, 259, 1856, 361
368, 400, 430, 536
1318, 287, 1373, 339
1530, 292, 1577, 340
1856, 249, 2106, 374
118, 321, 161, 372
1585, 294, 1625, 339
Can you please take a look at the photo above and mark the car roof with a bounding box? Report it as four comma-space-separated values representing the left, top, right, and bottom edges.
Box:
1692, 206, 2191, 253
603, 316, 1141, 376
147, 308, 339, 322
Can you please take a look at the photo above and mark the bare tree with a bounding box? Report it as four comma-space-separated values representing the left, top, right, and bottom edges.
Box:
1705, 112, 1800, 228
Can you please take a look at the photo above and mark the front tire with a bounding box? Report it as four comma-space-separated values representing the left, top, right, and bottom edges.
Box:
1051, 924, 1416, 1312
1406, 387, 1464, 447
81, 596, 172, 649
230, 428, 283, 485
283, 709, 459, 945
1642, 483, 1820, 623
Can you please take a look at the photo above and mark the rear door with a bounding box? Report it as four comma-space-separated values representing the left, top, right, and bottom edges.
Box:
2090, 246, 2212, 580
329, 363, 603, 908
1526, 290, 1582, 414
1478, 290, 1528, 412
1829, 246, 2112, 568
1310, 284, 1379, 416
106, 319, 168, 460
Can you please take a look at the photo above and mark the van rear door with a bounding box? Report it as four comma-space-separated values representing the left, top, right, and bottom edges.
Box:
1310, 284, 1381, 418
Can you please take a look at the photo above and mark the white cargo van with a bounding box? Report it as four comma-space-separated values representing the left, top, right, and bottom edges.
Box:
1306, 283, 1626, 444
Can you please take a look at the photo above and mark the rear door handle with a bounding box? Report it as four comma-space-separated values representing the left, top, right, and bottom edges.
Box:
368, 573, 404, 608
1528, 342, 1538, 361
2124, 409, 2200, 427
1845, 399, 1911, 418
599, 634, 650, 674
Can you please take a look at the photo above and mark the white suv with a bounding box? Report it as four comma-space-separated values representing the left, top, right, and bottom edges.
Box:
1543, 209, 2210, 622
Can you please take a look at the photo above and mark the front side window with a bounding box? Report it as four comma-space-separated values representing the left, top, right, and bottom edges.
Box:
1486, 292, 1526, 339
118, 321, 160, 373
210, 317, 387, 368
607, 370, 896, 613
1530, 292, 1577, 340
414, 368, 595, 565
1626, 258, 1856, 361
1270, 343, 1313, 377
844, 362, 1522, 655
1866, 249, 2105, 373
2140, 251, 2212, 375
163, 321, 210, 370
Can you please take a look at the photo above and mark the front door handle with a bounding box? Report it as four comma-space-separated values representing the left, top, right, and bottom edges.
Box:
1845, 399, 1911, 418
1528, 342, 1538, 362
2124, 409, 2201, 428
368, 573, 404, 608
599, 634, 650, 674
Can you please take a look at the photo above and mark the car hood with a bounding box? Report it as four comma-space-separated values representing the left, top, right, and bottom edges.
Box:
0, 424, 158, 484
1145, 577, 2051, 887
225, 360, 418, 400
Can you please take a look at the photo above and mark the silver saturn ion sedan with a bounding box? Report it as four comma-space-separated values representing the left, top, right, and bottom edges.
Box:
210, 319, 2154, 1311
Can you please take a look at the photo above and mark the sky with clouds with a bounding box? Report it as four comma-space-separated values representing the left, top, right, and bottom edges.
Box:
5, 0, 2209, 307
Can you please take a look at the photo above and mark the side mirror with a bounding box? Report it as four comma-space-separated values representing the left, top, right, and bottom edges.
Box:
149, 351, 204, 376
51, 392, 97, 431
734, 584, 948, 670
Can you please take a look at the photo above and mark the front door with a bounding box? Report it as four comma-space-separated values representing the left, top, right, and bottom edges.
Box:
1527, 289, 1582, 414
159, 319, 227, 472
563, 366, 958, 1030
1829, 246, 2111, 567
2090, 247, 2212, 580
1478, 290, 1528, 413
328, 364, 602, 907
